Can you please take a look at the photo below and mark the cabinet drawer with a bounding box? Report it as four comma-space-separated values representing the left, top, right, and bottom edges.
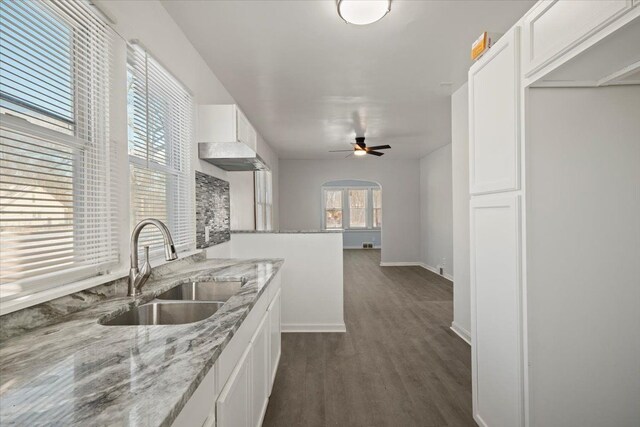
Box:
522, 0, 630, 76
469, 27, 520, 195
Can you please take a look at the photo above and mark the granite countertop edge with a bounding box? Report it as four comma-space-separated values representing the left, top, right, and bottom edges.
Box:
0, 257, 284, 427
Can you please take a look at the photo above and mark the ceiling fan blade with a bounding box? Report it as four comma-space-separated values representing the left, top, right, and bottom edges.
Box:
366, 145, 391, 150
367, 150, 384, 156
329, 149, 355, 152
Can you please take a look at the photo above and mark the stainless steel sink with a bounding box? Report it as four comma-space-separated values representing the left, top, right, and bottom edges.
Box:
156, 280, 243, 302
101, 301, 224, 326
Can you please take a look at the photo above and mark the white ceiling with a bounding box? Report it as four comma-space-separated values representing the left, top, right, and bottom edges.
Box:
162, 0, 535, 159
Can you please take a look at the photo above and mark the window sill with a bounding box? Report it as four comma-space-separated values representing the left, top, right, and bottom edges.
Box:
0, 249, 203, 316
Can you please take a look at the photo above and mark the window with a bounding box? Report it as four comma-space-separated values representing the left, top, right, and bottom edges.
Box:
0, 0, 118, 298
348, 189, 367, 228
373, 188, 382, 228
255, 171, 273, 231
127, 45, 194, 258
322, 186, 381, 230
324, 189, 343, 229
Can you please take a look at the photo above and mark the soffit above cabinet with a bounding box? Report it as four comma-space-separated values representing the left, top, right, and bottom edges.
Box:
525, 5, 640, 87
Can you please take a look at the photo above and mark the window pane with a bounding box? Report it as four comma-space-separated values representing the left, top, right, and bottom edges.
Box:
373, 189, 382, 227
130, 164, 168, 255
325, 209, 342, 229
0, 0, 74, 126
0, 133, 75, 284
349, 189, 367, 228
325, 190, 342, 209
373, 189, 382, 208
373, 208, 382, 228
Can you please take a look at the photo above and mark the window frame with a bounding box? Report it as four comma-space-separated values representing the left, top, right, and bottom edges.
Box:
321, 186, 381, 231
126, 44, 196, 260
0, 0, 121, 302
254, 170, 273, 231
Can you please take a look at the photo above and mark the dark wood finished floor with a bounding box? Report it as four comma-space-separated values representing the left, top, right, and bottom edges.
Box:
263, 249, 473, 427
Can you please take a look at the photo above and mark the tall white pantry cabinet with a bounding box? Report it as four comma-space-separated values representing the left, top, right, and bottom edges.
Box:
468, 1, 640, 427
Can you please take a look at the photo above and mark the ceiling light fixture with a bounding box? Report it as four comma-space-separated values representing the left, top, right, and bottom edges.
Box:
337, 0, 391, 26
354, 150, 367, 156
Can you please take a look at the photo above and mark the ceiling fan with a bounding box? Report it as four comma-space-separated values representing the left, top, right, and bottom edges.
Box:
329, 137, 391, 157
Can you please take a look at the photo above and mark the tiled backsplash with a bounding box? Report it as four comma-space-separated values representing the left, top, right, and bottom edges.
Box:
195, 171, 230, 248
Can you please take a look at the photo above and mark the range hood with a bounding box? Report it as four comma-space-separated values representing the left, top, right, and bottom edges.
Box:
198, 142, 270, 172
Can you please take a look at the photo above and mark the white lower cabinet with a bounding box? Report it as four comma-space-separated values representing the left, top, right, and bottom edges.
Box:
250, 315, 269, 427
268, 289, 281, 394
217, 346, 252, 427
470, 194, 522, 427
172, 271, 282, 427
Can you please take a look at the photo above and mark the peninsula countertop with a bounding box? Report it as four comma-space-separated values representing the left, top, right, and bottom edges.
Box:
0, 256, 284, 426
231, 229, 343, 234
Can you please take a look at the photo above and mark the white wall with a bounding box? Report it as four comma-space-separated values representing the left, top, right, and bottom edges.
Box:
451, 83, 471, 341
99, 0, 279, 257
527, 86, 640, 426
228, 172, 255, 230
419, 144, 453, 279
230, 233, 345, 332
278, 159, 421, 264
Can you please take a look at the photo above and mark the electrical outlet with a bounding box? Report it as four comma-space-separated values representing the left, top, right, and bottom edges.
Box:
205, 225, 211, 243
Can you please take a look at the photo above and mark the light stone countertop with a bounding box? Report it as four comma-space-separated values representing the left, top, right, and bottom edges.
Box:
231, 229, 343, 234
0, 256, 284, 426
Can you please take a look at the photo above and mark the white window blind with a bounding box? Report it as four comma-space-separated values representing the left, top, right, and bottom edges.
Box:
127, 45, 194, 257
255, 170, 272, 231
0, 0, 118, 298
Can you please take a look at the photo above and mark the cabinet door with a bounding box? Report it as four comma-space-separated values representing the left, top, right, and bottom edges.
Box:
250, 314, 269, 427
217, 345, 252, 427
171, 365, 216, 427
522, 0, 630, 77
469, 27, 520, 195
268, 289, 281, 394
470, 194, 523, 427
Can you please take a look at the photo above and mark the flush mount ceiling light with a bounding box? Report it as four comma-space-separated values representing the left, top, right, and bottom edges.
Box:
337, 0, 391, 26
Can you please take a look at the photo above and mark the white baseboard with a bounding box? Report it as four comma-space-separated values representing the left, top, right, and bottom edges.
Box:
450, 322, 472, 345
420, 263, 454, 282
281, 323, 346, 333
379, 261, 423, 267
344, 246, 381, 250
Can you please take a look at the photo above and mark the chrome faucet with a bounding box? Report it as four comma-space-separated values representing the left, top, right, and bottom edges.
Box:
128, 219, 178, 297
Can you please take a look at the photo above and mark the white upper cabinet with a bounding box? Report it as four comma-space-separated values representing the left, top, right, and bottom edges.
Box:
522, 0, 631, 78
198, 104, 258, 151
469, 27, 520, 195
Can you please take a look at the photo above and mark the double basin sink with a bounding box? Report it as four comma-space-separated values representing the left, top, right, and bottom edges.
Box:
101, 280, 244, 326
